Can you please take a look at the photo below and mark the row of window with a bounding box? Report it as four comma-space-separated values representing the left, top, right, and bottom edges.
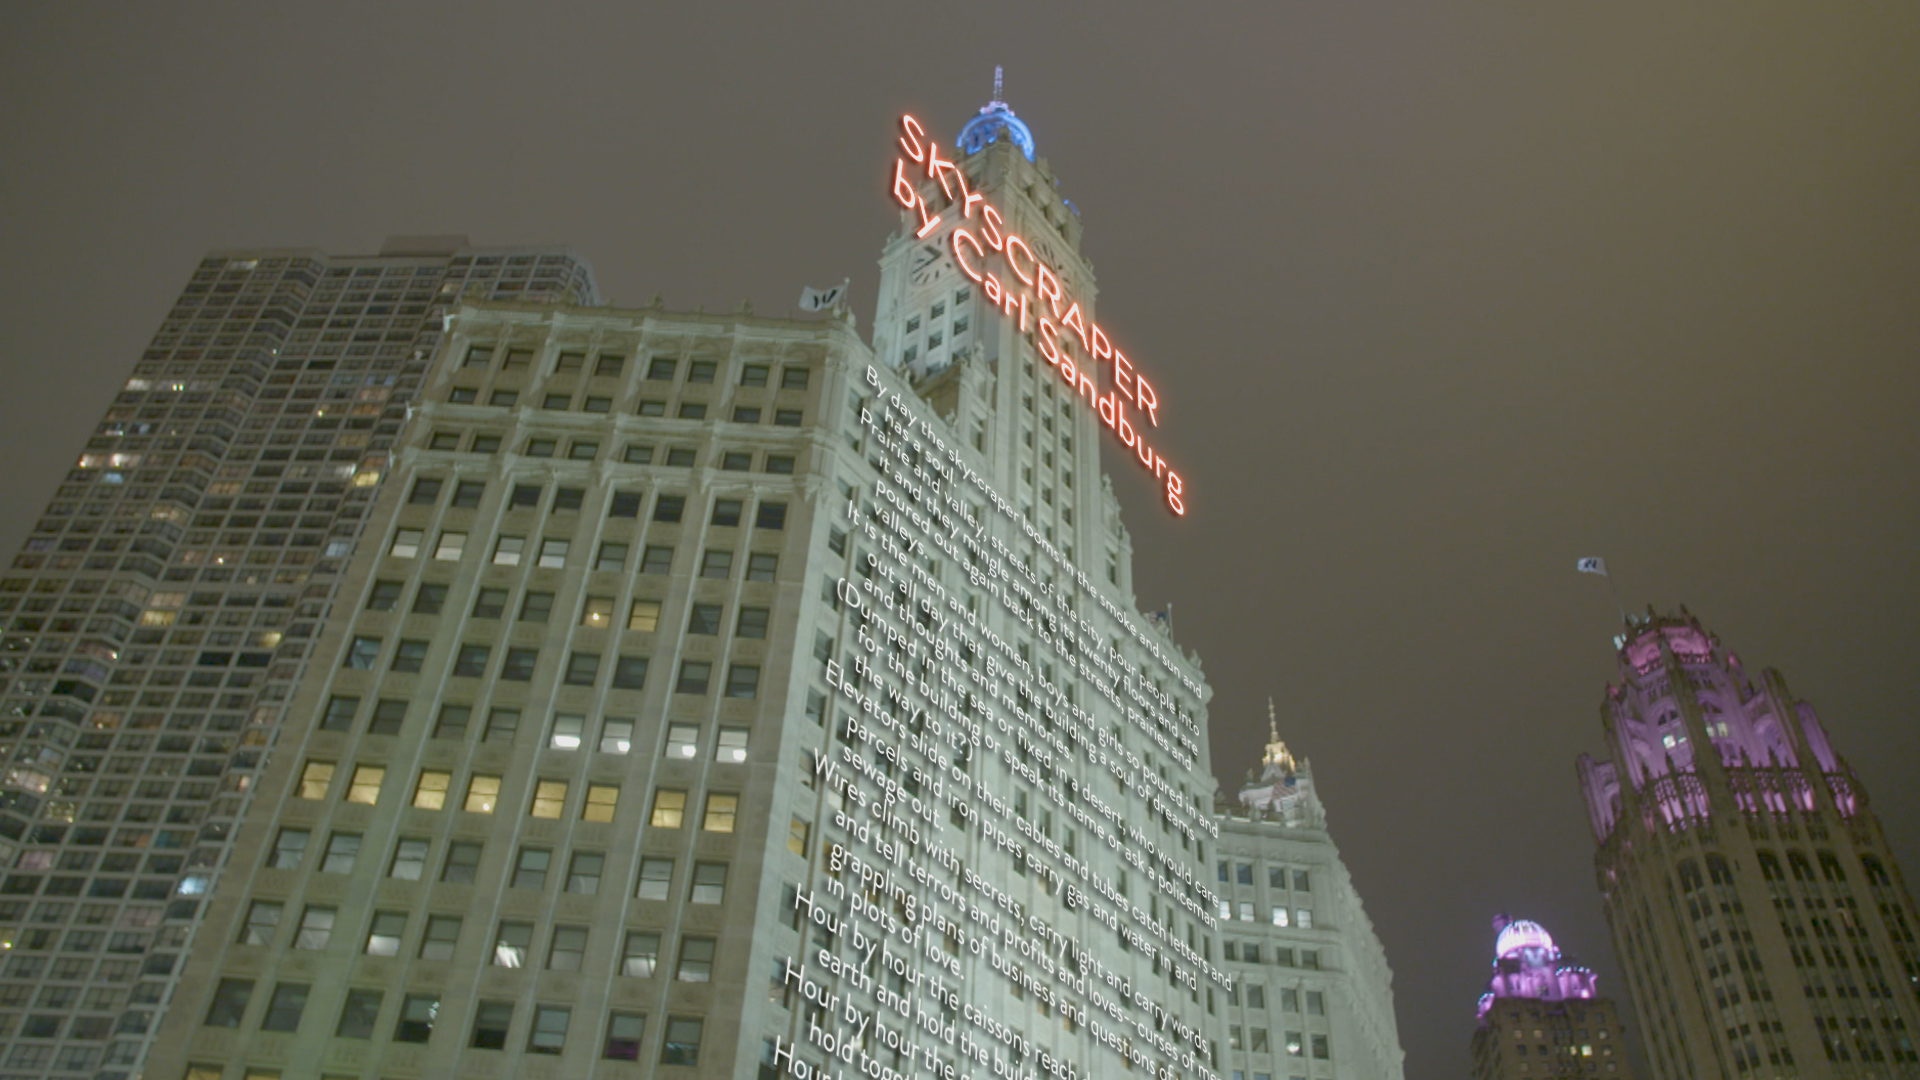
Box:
202, 975, 701, 1061
390, 531, 782, 577
369, 581, 766, 638
1225, 1027, 1330, 1059
291, 760, 741, 829
1222, 945, 1323, 971
409, 481, 787, 529
1220, 902, 1316, 929
426, 431, 799, 477
1220, 862, 1311, 893
462, 345, 812, 393
341, 637, 759, 697
445, 384, 805, 428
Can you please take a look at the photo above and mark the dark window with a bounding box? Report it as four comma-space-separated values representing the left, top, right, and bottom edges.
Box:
394, 993, 438, 1043
678, 402, 706, 420
646, 357, 676, 380
409, 478, 442, 505
320, 695, 358, 732
520, 592, 554, 622
411, 583, 447, 615
501, 648, 538, 681
204, 978, 252, 1027
612, 656, 649, 690
366, 580, 402, 611
368, 699, 407, 736
453, 645, 490, 678
641, 545, 674, 574
711, 500, 742, 527
764, 455, 795, 475
623, 444, 654, 464
510, 484, 542, 508
746, 553, 778, 582
676, 661, 711, 695
654, 495, 685, 523
725, 665, 760, 699
391, 640, 427, 673
736, 608, 769, 639
687, 604, 722, 635
774, 409, 803, 426
730, 408, 760, 425
451, 481, 485, 508
336, 988, 383, 1039
261, 981, 309, 1032
471, 588, 507, 619
739, 364, 769, 387
564, 652, 599, 686
666, 448, 695, 467
553, 487, 584, 512
610, 491, 643, 517
781, 367, 810, 390
756, 502, 787, 530
471, 1000, 514, 1050
595, 354, 625, 377
687, 360, 716, 383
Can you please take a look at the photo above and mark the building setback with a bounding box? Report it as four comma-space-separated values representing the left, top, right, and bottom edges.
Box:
149, 94, 1245, 1080
1576, 610, 1920, 1078
1467, 917, 1632, 1080
0, 238, 596, 1078
1214, 710, 1405, 1080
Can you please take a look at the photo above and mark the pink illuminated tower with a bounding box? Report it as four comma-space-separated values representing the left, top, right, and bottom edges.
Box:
1469, 916, 1633, 1079
1577, 609, 1920, 1078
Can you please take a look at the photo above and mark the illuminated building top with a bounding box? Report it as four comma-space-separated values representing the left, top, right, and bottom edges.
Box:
956, 67, 1036, 161
1474, 916, 1598, 1020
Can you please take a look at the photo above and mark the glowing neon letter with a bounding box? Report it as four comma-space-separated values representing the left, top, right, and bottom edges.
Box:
1035, 264, 1063, 320
1005, 236, 1035, 285
1113, 351, 1136, 400
1166, 471, 1185, 516
1091, 325, 1112, 362
1060, 302, 1090, 352
1135, 373, 1159, 427
982, 205, 1005, 251
925, 141, 960, 202
951, 230, 985, 282
899, 115, 927, 162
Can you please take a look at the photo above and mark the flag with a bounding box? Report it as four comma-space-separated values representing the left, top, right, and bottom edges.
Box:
1144, 607, 1171, 633
798, 281, 846, 312
1576, 557, 1608, 576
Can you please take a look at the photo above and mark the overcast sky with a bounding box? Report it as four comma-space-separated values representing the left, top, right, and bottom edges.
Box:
2, 4, 1916, 1076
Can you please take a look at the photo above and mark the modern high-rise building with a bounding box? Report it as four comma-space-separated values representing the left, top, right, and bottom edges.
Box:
0, 237, 597, 1078
142, 93, 1253, 1080
1576, 610, 1920, 1078
1213, 710, 1405, 1080
1467, 917, 1632, 1080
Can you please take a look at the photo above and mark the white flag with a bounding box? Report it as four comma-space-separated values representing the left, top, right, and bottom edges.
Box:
798, 282, 845, 311
1576, 557, 1608, 576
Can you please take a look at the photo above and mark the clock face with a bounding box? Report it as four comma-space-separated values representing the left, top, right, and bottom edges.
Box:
908, 242, 946, 286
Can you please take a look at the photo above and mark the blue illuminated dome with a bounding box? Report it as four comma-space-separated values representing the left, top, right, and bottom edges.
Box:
956, 67, 1035, 161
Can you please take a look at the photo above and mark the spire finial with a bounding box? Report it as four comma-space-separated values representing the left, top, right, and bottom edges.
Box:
1268, 697, 1279, 744
993, 66, 1003, 103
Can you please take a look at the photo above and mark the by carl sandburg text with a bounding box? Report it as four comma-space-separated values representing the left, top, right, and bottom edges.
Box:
771, 365, 1223, 1080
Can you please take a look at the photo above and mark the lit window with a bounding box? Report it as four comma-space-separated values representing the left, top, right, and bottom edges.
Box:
583, 784, 619, 823
346, 765, 384, 805
650, 790, 686, 828
725, 664, 760, 699
413, 771, 450, 810
493, 921, 532, 967
716, 727, 748, 763
549, 713, 584, 750
465, 775, 501, 813
1271, 907, 1289, 928
702, 793, 737, 833
344, 637, 380, 670
788, 817, 810, 856
537, 539, 569, 568
582, 596, 615, 628
390, 529, 423, 558
297, 761, 334, 800
433, 531, 466, 560
600, 717, 634, 753
390, 838, 429, 881
366, 911, 406, 956
530, 780, 567, 819
628, 599, 661, 631
622, 931, 661, 977
491, 535, 524, 565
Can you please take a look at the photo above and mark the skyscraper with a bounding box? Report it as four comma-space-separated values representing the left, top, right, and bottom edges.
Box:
0, 237, 597, 1078
1214, 709, 1405, 1080
1467, 917, 1632, 1080
147, 94, 1233, 1079
1576, 610, 1920, 1078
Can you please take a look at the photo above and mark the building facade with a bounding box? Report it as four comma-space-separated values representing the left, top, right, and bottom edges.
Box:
1576, 610, 1920, 1078
0, 238, 597, 1078
1468, 917, 1632, 1080
148, 95, 1236, 1080
1212, 712, 1405, 1080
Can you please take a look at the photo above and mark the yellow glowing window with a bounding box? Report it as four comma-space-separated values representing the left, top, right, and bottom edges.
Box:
582, 785, 618, 823
649, 789, 686, 829
787, 816, 809, 856
138, 611, 175, 627
627, 600, 661, 632
297, 761, 334, 800
702, 793, 737, 834
581, 596, 615, 629
413, 771, 450, 810
464, 775, 501, 814
529, 780, 567, 819
347, 766, 384, 805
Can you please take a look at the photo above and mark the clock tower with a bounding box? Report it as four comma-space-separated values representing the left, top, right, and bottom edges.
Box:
872, 79, 1134, 593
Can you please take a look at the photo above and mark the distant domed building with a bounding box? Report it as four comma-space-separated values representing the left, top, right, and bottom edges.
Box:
1469, 916, 1634, 1080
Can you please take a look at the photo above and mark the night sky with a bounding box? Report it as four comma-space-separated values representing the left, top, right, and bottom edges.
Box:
3, 6, 1916, 1076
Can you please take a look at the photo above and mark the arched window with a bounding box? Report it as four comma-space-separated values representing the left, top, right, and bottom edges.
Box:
1677, 859, 1704, 894
1756, 850, 1784, 882
1817, 851, 1846, 884
1787, 850, 1815, 883
1706, 854, 1735, 886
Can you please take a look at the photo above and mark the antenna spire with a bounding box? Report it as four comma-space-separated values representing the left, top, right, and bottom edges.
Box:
993, 66, 1003, 103
1268, 697, 1279, 743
